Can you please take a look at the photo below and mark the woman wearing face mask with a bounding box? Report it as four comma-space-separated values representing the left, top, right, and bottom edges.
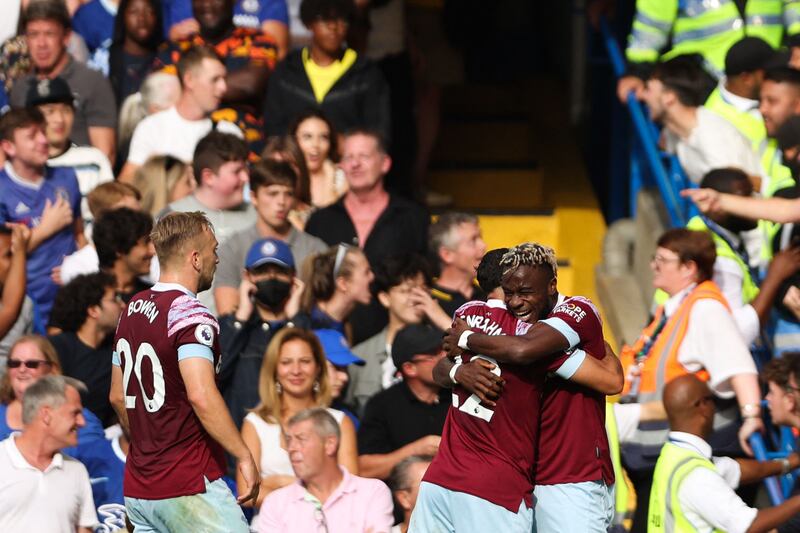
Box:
304, 244, 375, 340
218, 238, 310, 430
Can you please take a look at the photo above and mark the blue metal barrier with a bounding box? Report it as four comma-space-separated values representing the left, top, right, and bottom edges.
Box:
599, 18, 692, 227
750, 433, 787, 505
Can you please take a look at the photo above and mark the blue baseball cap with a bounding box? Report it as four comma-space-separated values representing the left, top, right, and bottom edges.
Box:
315, 329, 365, 367
244, 238, 295, 270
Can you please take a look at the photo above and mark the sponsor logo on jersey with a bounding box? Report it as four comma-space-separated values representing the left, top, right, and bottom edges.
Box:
195, 324, 214, 346
14, 201, 29, 215
554, 301, 587, 322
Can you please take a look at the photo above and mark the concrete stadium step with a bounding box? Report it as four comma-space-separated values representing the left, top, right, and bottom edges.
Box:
427, 167, 545, 210
473, 212, 576, 296
432, 119, 537, 167
441, 83, 535, 119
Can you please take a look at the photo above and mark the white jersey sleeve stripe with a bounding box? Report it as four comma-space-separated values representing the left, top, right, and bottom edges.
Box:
540, 317, 580, 349
177, 344, 214, 363
554, 349, 586, 379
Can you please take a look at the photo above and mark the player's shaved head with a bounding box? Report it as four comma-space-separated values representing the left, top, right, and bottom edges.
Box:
663, 374, 715, 437
151, 211, 214, 268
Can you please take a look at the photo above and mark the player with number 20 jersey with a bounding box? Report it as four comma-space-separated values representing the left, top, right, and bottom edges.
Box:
414, 299, 585, 531
113, 283, 226, 499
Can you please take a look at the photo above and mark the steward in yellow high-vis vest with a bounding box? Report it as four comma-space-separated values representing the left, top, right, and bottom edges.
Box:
626, 0, 799, 79
648, 374, 800, 532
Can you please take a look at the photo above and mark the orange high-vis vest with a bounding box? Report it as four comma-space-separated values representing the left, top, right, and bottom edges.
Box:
620, 281, 729, 403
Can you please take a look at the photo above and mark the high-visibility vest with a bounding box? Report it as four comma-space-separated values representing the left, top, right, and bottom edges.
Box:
621, 281, 728, 401
758, 138, 796, 261
759, 138, 796, 199
606, 402, 634, 529
705, 88, 766, 150
686, 216, 760, 304
620, 282, 738, 469
648, 442, 725, 533
626, 0, 792, 76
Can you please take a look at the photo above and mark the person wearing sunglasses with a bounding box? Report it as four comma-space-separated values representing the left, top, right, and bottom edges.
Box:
0, 334, 104, 451
649, 374, 800, 533
358, 324, 449, 481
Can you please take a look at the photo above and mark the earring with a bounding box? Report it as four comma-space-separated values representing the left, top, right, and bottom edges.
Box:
276, 382, 283, 394
313, 380, 320, 393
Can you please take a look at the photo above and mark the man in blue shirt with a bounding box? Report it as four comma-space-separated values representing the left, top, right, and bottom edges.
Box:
0, 108, 85, 328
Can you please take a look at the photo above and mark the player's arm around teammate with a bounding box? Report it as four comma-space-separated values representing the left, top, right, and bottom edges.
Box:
436, 341, 624, 400
180, 357, 261, 505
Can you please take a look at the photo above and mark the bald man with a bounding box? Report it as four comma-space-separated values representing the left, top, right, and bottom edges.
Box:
649, 375, 800, 532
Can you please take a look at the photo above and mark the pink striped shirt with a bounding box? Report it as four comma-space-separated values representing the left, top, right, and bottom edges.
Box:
254, 468, 394, 533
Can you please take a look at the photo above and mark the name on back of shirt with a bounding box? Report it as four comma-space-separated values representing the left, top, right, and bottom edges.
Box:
128, 299, 159, 323
464, 315, 504, 336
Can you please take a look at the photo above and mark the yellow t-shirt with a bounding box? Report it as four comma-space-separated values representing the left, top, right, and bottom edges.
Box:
302, 47, 358, 103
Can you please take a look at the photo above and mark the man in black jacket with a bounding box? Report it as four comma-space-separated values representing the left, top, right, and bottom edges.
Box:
305, 129, 429, 344
263, 0, 391, 142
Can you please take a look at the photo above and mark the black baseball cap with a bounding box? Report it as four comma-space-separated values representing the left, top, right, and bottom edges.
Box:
25, 77, 74, 108
725, 37, 776, 76
392, 324, 444, 369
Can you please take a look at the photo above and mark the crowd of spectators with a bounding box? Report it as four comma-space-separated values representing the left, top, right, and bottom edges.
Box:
609, 2, 800, 531
0, 0, 474, 530
18, 0, 800, 531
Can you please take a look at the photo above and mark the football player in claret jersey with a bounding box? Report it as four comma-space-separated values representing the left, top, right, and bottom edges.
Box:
433, 244, 623, 533
109, 212, 259, 532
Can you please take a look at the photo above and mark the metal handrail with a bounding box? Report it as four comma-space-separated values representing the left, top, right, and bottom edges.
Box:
749, 433, 787, 505
599, 18, 690, 227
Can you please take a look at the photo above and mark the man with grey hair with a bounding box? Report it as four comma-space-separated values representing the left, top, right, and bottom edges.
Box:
429, 212, 487, 317
0, 375, 98, 532
255, 407, 394, 533
389, 455, 433, 533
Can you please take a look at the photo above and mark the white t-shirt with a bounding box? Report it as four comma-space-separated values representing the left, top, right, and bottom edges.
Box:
244, 409, 345, 477
0, 434, 98, 532
669, 432, 757, 533
0, 1, 21, 44
614, 284, 758, 441
60, 244, 99, 285
48, 145, 114, 225
665, 107, 762, 185
127, 106, 242, 165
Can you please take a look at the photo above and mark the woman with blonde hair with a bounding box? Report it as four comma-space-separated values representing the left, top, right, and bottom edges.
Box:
237, 327, 358, 508
0, 335, 104, 446
133, 155, 195, 217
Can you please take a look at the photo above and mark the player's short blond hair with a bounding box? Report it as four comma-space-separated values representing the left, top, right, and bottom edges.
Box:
151, 211, 214, 267
501, 242, 558, 278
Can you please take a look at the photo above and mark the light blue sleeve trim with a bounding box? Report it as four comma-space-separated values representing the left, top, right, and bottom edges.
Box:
540, 316, 580, 349
554, 349, 586, 379
112, 351, 120, 367
177, 343, 214, 363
